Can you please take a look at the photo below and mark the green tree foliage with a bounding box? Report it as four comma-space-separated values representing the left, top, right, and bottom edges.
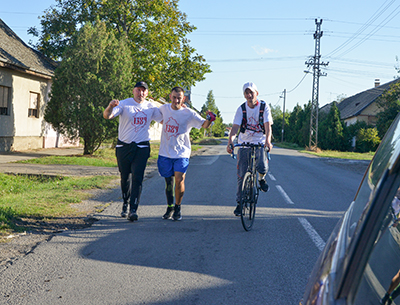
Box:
356, 128, 380, 153
44, 20, 133, 155
29, 0, 211, 99
318, 103, 346, 151
269, 104, 283, 142
201, 90, 225, 137
376, 80, 400, 139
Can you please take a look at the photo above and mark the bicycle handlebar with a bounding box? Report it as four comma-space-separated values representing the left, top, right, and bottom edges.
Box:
230, 143, 271, 160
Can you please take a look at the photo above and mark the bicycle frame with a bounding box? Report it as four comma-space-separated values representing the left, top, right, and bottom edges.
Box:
232, 142, 267, 230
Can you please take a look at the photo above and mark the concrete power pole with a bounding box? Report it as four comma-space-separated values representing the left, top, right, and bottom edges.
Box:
305, 19, 329, 151
281, 89, 286, 142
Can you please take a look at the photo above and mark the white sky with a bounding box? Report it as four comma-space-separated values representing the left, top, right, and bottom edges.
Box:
2, 0, 400, 123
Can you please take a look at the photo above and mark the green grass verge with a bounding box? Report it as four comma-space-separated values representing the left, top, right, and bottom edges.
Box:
275, 142, 374, 161
192, 137, 222, 145
0, 174, 116, 236
16, 144, 162, 165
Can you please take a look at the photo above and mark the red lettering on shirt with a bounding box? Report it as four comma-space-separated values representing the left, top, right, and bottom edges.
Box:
165, 117, 179, 140
131, 110, 148, 132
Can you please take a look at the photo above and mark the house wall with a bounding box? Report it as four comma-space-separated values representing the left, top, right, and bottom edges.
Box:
343, 102, 380, 127
0, 67, 79, 151
148, 99, 165, 142
357, 103, 379, 126
0, 68, 49, 151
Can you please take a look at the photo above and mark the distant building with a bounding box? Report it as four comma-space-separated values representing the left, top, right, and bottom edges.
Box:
337, 78, 400, 127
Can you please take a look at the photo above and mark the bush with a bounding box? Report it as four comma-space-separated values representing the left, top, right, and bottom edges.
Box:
356, 128, 380, 153
190, 128, 203, 142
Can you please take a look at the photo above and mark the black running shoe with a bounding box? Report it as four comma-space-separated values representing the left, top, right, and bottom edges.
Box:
172, 205, 182, 221
259, 179, 269, 192
234, 204, 241, 216
121, 203, 128, 218
162, 206, 174, 220
128, 211, 138, 222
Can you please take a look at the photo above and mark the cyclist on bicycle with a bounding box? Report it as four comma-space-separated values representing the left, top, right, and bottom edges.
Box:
226, 82, 273, 216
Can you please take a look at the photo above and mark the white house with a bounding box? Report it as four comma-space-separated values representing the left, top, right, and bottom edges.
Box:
0, 18, 80, 151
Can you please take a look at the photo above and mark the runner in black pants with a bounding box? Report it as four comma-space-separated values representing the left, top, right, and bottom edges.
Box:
103, 81, 162, 221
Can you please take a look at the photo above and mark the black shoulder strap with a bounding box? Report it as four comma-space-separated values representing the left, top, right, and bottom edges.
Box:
259, 100, 266, 134
240, 101, 266, 134
239, 102, 247, 133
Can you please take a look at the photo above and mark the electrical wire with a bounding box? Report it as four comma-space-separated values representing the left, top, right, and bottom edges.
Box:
325, 0, 397, 58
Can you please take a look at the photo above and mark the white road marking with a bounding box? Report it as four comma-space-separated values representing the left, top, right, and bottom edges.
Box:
268, 173, 276, 181
276, 185, 294, 204
298, 217, 326, 251
275, 183, 326, 251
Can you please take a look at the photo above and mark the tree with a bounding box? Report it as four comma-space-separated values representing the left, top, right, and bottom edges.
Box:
44, 20, 133, 155
29, 0, 211, 99
201, 90, 225, 137
318, 102, 346, 151
269, 104, 286, 142
376, 80, 400, 139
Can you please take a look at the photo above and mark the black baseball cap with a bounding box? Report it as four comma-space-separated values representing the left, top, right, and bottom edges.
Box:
134, 81, 148, 90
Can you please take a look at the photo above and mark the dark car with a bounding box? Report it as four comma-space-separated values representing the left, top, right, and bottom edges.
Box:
301, 112, 400, 305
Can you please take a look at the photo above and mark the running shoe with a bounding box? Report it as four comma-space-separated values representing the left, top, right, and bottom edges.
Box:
234, 204, 241, 216
259, 179, 269, 192
172, 205, 182, 221
162, 205, 174, 220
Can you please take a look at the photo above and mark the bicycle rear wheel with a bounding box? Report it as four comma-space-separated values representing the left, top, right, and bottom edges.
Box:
240, 172, 256, 231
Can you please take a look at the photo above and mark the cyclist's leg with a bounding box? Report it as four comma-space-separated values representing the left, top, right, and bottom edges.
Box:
236, 148, 250, 213
255, 146, 268, 174
255, 147, 269, 192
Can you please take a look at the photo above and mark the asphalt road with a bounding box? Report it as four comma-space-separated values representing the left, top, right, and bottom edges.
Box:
0, 145, 368, 304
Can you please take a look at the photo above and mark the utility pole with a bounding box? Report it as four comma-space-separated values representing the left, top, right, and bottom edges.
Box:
305, 19, 329, 151
281, 89, 286, 142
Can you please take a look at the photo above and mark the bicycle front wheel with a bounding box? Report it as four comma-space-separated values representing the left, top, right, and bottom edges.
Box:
240, 172, 256, 231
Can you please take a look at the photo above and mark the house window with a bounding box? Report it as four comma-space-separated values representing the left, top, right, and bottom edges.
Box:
28, 92, 40, 118
0, 85, 10, 116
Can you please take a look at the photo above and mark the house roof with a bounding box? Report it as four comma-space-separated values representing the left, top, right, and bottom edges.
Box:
0, 18, 57, 78
337, 78, 400, 120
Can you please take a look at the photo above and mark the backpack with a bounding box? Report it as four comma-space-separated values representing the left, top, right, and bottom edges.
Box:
239, 100, 266, 134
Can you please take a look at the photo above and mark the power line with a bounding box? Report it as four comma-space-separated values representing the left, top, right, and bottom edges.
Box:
325, 0, 398, 58
334, 4, 400, 58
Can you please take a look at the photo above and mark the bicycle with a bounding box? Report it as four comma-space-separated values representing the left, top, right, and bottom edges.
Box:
231, 143, 270, 231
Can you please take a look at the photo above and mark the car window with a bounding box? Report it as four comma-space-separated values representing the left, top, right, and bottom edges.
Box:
353, 186, 400, 305
346, 114, 400, 248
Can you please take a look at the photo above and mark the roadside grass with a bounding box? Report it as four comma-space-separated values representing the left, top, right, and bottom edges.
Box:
0, 173, 116, 237
16, 144, 162, 165
275, 142, 374, 161
193, 137, 222, 145
301, 149, 374, 161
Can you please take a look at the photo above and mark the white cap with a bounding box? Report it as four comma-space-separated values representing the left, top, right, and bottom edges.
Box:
243, 82, 258, 94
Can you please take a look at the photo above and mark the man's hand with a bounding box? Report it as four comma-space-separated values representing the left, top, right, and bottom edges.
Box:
206, 111, 216, 122
109, 99, 119, 108
103, 99, 119, 119
227, 143, 233, 154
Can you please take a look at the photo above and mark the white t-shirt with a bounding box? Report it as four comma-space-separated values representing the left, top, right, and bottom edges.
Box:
111, 98, 162, 143
232, 100, 273, 144
158, 104, 205, 158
